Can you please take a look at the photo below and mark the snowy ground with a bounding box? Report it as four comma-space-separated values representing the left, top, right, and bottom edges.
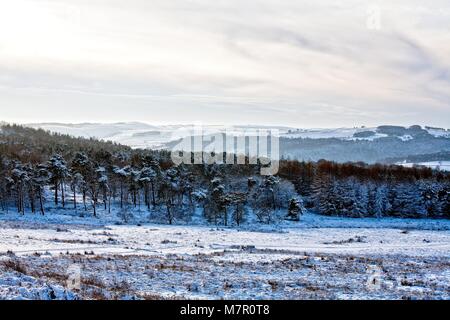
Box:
397, 161, 450, 172
0, 210, 449, 300
27, 122, 450, 149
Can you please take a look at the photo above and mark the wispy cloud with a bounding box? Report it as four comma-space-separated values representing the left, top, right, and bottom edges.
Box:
0, 0, 449, 127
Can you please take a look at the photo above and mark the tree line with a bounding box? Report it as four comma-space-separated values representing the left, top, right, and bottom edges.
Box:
279, 160, 450, 218
0, 124, 302, 224
1, 124, 448, 222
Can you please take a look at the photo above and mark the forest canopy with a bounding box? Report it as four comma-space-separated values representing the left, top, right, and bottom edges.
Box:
0, 124, 448, 222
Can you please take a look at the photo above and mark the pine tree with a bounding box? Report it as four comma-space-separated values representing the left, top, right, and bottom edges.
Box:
71, 152, 91, 211
207, 177, 226, 225
112, 166, 130, 208
48, 154, 68, 207
227, 192, 247, 226
368, 183, 389, 218
11, 162, 28, 214
391, 182, 426, 218
286, 198, 305, 221
97, 166, 109, 212
31, 164, 50, 215
311, 173, 338, 216
139, 167, 157, 209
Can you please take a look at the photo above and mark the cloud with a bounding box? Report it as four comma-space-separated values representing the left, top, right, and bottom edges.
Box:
0, 0, 449, 127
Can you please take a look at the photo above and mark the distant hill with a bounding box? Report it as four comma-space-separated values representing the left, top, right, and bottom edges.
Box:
24, 122, 450, 164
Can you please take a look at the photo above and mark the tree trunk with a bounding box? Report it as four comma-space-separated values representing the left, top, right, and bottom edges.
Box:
83, 190, 87, 211
17, 188, 22, 214
145, 185, 150, 210
39, 190, 45, 215
93, 197, 97, 217
272, 191, 276, 210
73, 187, 77, 210
151, 182, 156, 206
61, 181, 65, 208
108, 190, 112, 214
166, 203, 172, 225
21, 189, 25, 215
29, 190, 35, 213
224, 207, 228, 226
54, 181, 58, 205
120, 182, 123, 209
138, 190, 141, 209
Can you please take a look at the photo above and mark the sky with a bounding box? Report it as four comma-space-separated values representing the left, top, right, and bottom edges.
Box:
0, 0, 449, 128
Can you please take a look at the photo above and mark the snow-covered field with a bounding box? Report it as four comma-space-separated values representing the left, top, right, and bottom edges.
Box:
0, 210, 449, 300
397, 161, 450, 172
26, 122, 450, 149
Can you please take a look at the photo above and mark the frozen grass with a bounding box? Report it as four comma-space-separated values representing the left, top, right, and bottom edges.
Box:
1, 251, 448, 300
0, 207, 449, 300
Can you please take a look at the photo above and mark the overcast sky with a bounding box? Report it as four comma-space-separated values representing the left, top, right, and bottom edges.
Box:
0, 0, 449, 128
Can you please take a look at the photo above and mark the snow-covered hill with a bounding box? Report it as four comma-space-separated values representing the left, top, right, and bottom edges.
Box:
25, 122, 450, 164
397, 161, 450, 172
27, 123, 449, 148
